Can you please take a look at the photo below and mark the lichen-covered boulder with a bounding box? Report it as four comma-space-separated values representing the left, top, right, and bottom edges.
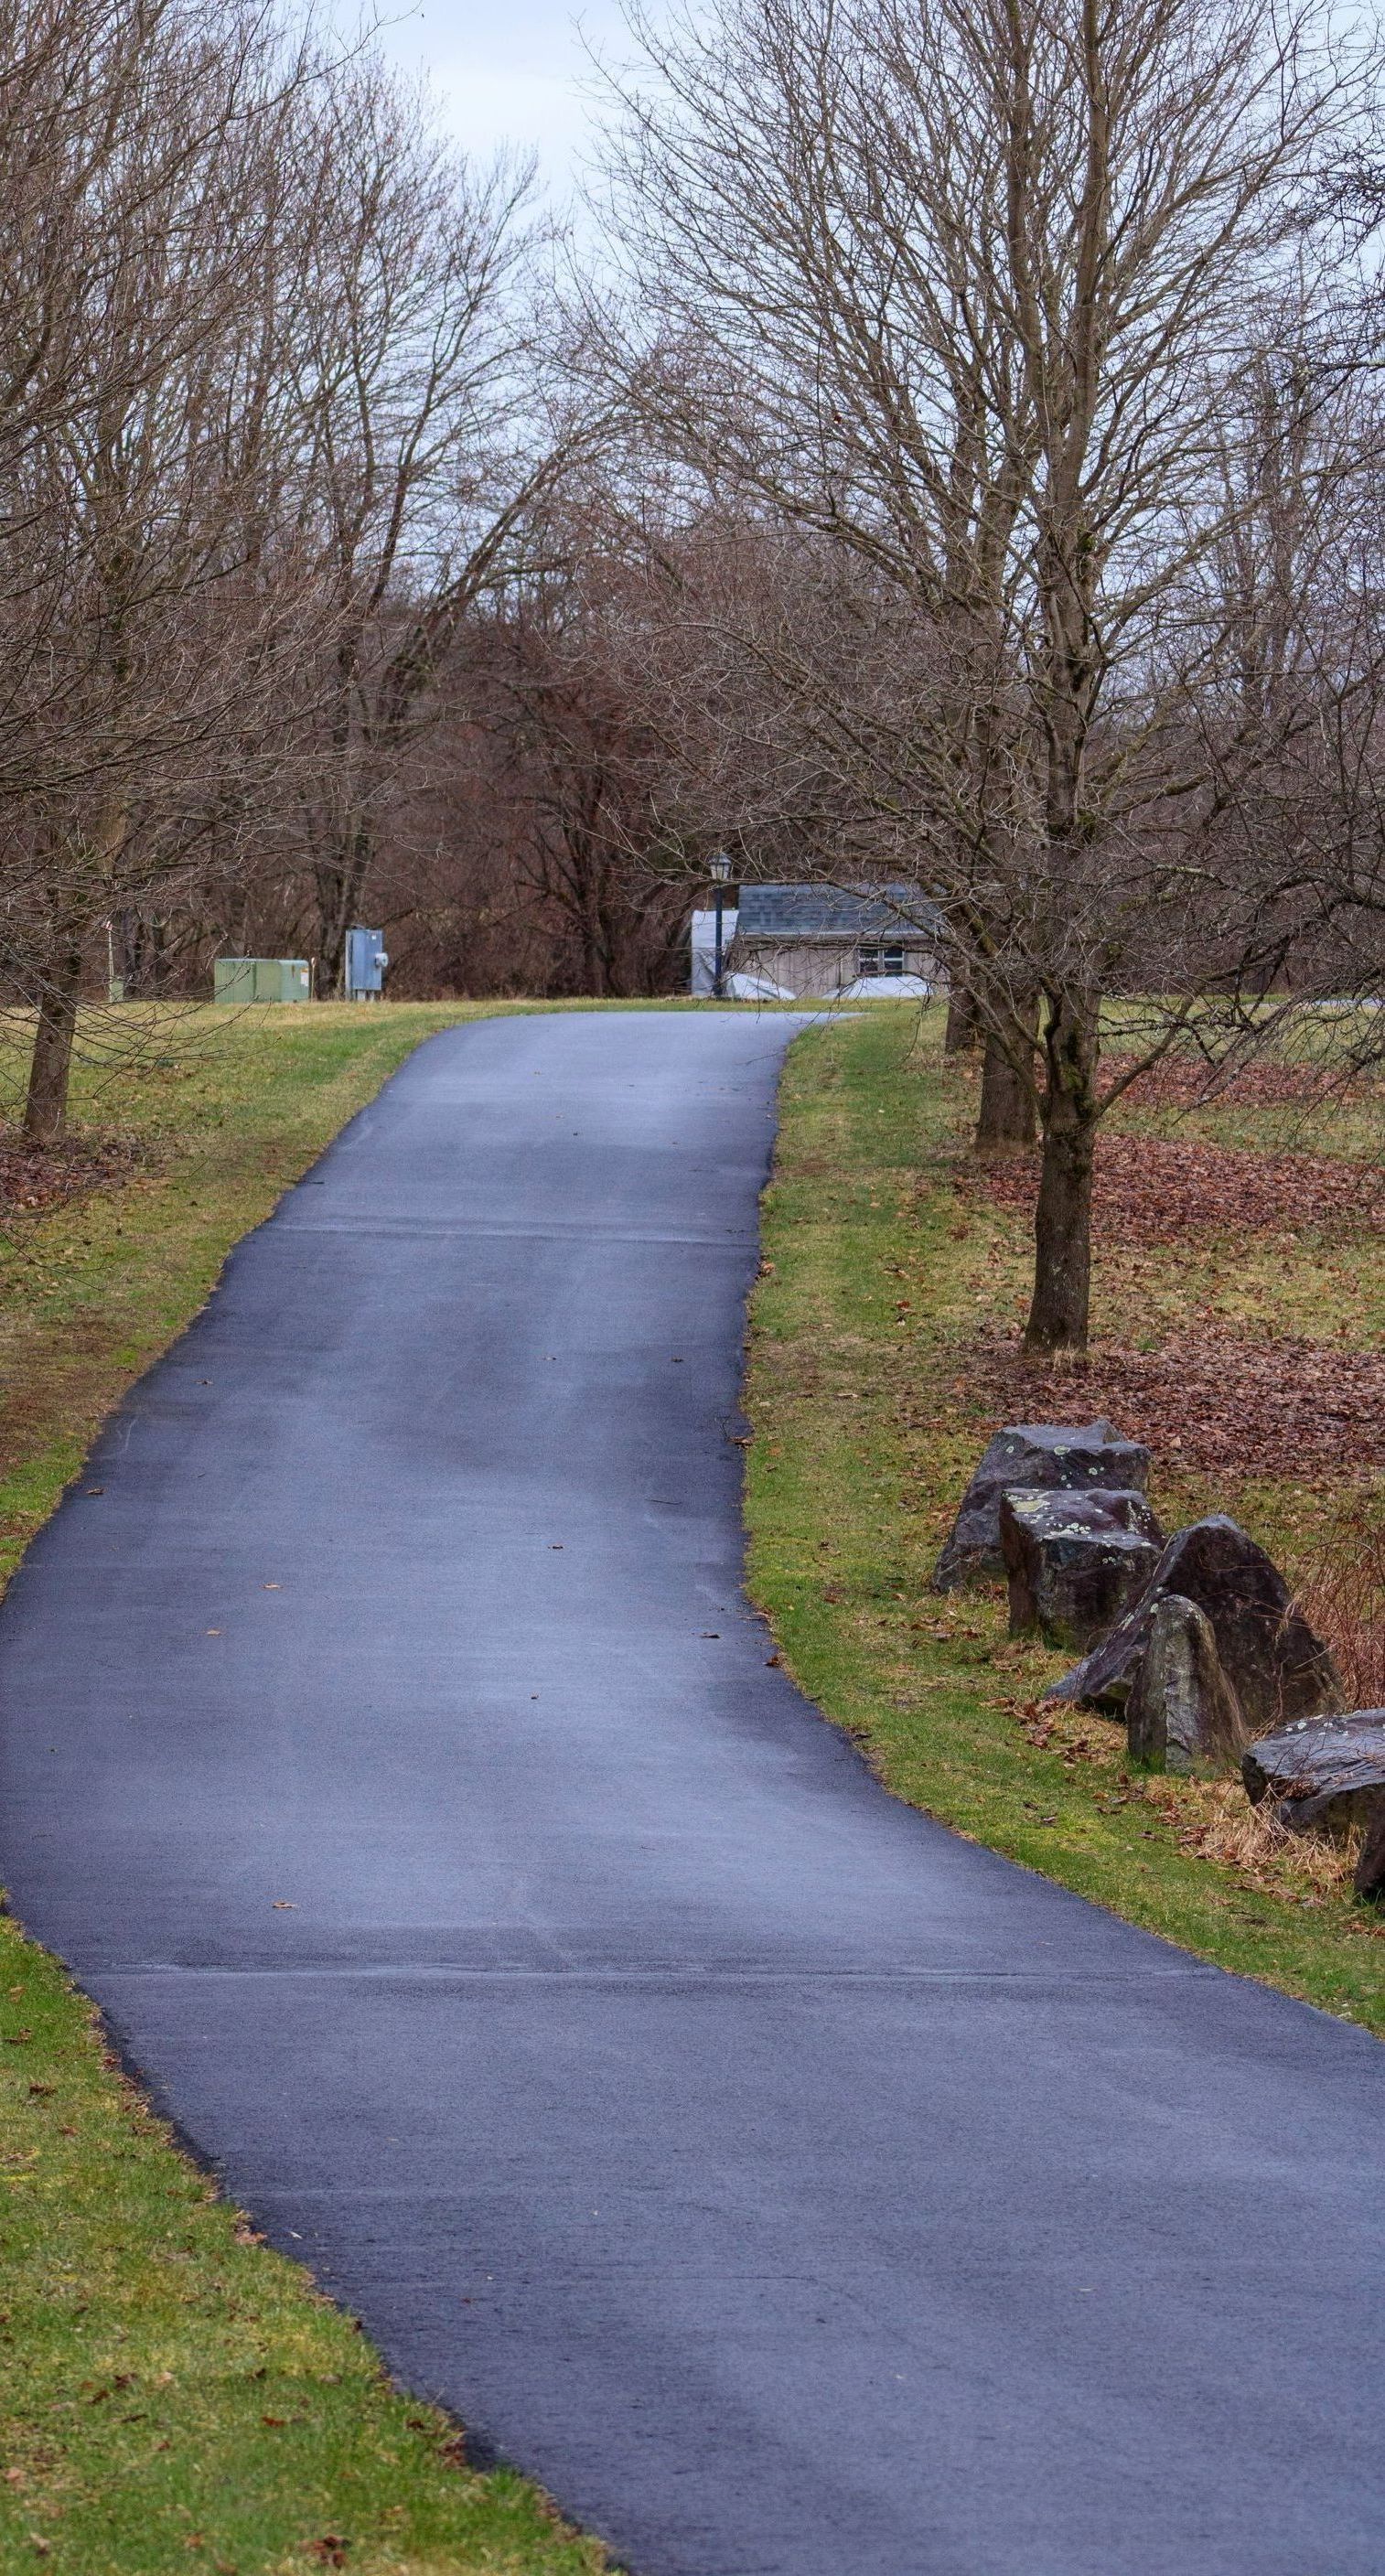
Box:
1241, 1712, 1385, 1841
1050, 1515, 1341, 1735
1000, 1487, 1163, 1649
932, 1421, 1152, 1590
1125, 1594, 1247, 1773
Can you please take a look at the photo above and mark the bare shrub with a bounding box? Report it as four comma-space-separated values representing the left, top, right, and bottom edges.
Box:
1294, 1509, 1385, 1712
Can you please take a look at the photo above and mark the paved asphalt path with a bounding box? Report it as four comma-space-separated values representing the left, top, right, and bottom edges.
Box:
1, 1009, 1382, 2576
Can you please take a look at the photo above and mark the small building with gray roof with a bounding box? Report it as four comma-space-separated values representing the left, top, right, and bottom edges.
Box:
717, 883, 942, 999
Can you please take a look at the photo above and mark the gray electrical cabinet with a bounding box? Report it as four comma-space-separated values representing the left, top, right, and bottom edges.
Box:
214, 957, 311, 1004
344, 927, 388, 999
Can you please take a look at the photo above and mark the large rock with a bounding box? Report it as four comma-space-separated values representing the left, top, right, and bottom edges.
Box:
932, 1421, 1152, 1589
1051, 1514, 1341, 1734
1126, 1594, 1246, 1773
1000, 1487, 1164, 1649
1241, 1712, 1385, 1837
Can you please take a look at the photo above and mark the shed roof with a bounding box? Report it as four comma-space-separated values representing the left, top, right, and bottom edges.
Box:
734, 883, 940, 940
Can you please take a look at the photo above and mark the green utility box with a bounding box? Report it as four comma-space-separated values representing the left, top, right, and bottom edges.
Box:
213, 957, 311, 1004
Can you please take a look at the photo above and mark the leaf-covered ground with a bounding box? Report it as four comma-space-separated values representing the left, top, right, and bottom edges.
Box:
972, 1124, 1385, 1245
0, 1128, 148, 1218
957, 1041, 1385, 1477
966, 1326, 1385, 1475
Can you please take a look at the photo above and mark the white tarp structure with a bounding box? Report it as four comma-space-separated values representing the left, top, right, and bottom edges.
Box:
722, 969, 792, 1001
690, 906, 739, 995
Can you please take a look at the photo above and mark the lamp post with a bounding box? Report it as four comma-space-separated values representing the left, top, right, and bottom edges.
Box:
710, 852, 731, 998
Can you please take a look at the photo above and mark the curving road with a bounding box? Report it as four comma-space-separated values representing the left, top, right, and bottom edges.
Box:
2, 1009, 1382, 2576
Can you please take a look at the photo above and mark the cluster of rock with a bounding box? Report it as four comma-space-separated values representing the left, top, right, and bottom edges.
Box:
932, 1420, 1385, 1899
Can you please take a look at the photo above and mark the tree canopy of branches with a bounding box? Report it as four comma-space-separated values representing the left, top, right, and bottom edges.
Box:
0, 0, 559, 1132
591, 0, 1380, 1347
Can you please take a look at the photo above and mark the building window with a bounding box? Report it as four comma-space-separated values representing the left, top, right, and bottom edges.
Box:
857, 943, 905, 977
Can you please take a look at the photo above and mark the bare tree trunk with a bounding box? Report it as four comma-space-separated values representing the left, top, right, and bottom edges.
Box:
944, 977, 980, 1053
24, 947, 83, 1144
112, 908, 169, 999
579, 879, 606, 992
318, 912, 347, 997
317, 821, 372, 995
975, 999, 1036, 1154
1024, 993, 1100, 1354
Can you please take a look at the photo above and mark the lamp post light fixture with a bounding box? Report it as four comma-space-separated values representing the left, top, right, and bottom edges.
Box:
709, 852, 731, 998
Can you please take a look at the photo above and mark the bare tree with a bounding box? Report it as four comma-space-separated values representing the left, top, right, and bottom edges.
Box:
0, 0, 337, 1138
591, 0, 1373, 1347
1186, 364, 1385, 1032
467, 487, 706, 992
280, 61, 566, 993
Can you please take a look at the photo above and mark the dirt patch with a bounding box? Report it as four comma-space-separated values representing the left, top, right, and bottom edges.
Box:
961, 1326, 1385, 1479
0, 1130, 145, 1221
966, 1131, 1385, 1245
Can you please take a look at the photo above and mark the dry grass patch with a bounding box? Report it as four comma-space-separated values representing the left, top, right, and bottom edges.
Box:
1000, 1691, 1367, 1901
1293, 1504, 1385, 1706
1145, 1773, 1367, 1904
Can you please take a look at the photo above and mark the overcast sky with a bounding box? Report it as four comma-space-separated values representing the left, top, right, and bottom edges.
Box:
367, 0, 630, 193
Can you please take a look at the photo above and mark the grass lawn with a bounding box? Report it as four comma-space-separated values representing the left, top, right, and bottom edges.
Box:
0, 999, 608, 2575
746, 1004, 1385, 2039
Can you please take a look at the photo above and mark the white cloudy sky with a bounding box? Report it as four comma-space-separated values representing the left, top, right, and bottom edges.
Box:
367, 0, 632, 192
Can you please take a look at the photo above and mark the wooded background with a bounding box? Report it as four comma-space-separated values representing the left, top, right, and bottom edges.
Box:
8, 0, 1385, 1348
